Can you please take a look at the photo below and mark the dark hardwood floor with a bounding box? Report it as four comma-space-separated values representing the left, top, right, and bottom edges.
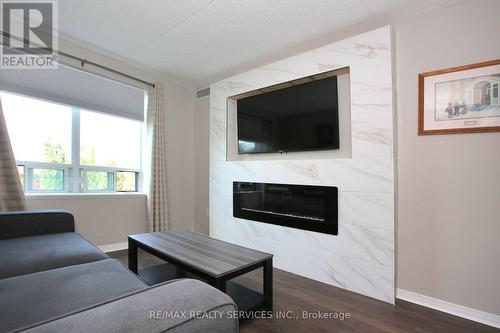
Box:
110, 249, 499, 333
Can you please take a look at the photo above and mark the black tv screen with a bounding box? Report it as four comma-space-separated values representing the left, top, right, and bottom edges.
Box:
237, 75, 340, 154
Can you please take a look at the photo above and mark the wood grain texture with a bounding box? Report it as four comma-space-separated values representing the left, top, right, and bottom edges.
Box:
128, 230, 272, 277
110, 250, 499, 333
418, 59, 500, 136
237, 270, 500, 333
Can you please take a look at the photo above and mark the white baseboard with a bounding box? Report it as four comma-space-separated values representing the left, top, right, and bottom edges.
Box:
98, 242, 128, 253
396, 288, 500, 329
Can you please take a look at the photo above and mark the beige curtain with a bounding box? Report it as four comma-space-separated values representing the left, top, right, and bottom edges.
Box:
0, 96, 27, 211
145, 83, 169, 231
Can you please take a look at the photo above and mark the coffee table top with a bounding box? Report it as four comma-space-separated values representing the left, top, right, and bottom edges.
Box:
129, 230, 272, 278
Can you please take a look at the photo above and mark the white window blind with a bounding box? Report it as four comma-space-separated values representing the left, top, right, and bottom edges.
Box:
0, 64, 145, 121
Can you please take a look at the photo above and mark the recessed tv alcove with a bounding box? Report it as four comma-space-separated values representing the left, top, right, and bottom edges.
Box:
226, 67, 351, 161
233, 182, 338, 235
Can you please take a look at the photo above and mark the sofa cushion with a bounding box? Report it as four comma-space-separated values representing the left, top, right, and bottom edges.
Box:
0, 232, 108, 279
23, 279, 238, 333
0, 258, 147, 333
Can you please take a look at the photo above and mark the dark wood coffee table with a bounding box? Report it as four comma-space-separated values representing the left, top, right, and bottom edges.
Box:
128, 230, 273, 312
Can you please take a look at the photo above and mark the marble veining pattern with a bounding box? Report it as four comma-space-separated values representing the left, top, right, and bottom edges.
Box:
209, 26, 395, 303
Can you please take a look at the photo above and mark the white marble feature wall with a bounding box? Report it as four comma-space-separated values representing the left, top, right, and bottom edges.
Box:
209, 26, 395, 303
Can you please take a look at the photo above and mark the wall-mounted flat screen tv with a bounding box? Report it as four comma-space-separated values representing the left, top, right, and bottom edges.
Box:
236, 75, 339, 154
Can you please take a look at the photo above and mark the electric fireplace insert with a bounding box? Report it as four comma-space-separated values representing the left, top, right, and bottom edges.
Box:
233, 182, 338, 235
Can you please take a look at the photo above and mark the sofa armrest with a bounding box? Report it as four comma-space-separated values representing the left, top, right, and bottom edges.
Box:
23, 279, 239, 333
0, 210, 75, 240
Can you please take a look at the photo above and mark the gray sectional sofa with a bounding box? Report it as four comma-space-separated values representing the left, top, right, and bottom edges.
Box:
0, 210, 238, 333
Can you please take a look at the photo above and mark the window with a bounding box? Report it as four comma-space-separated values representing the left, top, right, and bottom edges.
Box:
1, 91, 142, 193
83, 171, 114, 191
17, 165, 24, 187
30, 168, 66, 191
116, 171, 138, 192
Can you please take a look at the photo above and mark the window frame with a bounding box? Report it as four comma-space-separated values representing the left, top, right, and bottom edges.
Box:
80, 166, 142, 193
3, 91, 143, 194
17, 161, 70, 193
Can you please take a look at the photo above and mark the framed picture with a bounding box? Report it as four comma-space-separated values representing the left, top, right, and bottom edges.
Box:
418, 59, 500, 135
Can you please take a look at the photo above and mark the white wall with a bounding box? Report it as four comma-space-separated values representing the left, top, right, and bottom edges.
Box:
394, 0, 500, 316
194, 96, 210, 235
19, 36, 197, 246
165, 82, 196, 231
27, 194, 147, 246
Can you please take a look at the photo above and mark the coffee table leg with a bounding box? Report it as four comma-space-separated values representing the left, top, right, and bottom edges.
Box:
215, 278, 227, 293
128, 238, 138, 274
264, 258, 273, 311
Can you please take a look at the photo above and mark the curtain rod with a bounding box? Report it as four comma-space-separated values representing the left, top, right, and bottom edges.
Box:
1, 31, 155, 88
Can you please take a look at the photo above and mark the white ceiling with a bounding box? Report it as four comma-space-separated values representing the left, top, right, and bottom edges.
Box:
58, 0, 457, 88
